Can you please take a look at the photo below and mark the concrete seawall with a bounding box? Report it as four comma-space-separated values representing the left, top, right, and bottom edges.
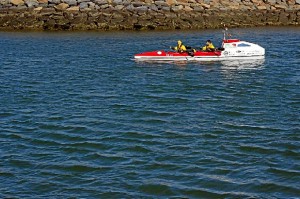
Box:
0, 0, 299, 31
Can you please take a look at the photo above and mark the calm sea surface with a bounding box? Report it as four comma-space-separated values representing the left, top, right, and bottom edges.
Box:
0, 27, 299, 198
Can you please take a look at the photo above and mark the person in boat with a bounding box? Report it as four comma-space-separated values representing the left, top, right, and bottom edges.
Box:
202, 40, 215, 52
170, 40, 187, 53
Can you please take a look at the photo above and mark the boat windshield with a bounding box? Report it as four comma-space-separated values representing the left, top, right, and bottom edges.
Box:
238, 43, 251, 47
223, 43, 237, 48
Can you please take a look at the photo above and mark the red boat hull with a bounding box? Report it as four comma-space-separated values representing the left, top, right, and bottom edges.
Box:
134, 50, 222, 61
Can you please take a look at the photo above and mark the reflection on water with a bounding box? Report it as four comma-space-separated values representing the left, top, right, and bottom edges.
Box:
135, 58, 265, 71
219, 59, 265, 79
220, 59, 265, 70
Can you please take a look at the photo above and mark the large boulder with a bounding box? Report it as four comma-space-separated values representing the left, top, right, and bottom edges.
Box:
77, 0, 89, 3
79, 1, 88, 9
54, 2, 69, 10
63, 0, 77, 6
155, 1, 168, 6
112, 0, 122, 4
172, 5, 183, 11
115, 4, 124, 10
135, 5, 148, 12
275, 4, 287, 9
33, 6, 43, 10
66, 5, 79, 10
201, 3, 210, 9
10, 0, 25, 6
166, 0, 175, 5
25, 0, 39, 7
48, 0, 60, 3
149, 4, 158, 11
184, 5, 193, 11
0, 0, 9, 5
257, 5, 267, 10
143, 0, 153, 4
265, 0, 277, 4
94, 0, 107, 5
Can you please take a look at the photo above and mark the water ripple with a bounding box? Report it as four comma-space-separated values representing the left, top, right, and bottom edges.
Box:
0, 27, 299, 198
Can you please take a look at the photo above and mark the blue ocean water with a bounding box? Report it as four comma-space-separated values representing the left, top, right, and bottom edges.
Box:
0, 27, 299, 198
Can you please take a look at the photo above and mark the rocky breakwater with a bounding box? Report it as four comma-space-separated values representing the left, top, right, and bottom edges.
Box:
0, 0, 299, 30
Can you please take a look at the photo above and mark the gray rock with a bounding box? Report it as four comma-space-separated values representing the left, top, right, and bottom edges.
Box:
94, 0, 107, 5
88, 11, 99, 17
14, 5, 27, 9
121, 0, 130, 6
132, 2, 144, 7
135, 5, 148, 11
111, 13, 123, 19
48, 0, 61, 4
47, 3, 56, 7
5, 3, 13, 7
102, 12, 111, 17
219, 7, 229, 11
162, 6, 170, 11
63, 0, 77, 6
126, 4, 134, 10
100, 3, 108, 9
79, 1, 87, 9
149, 4, 158, 11
88, 1, 95, 8
0, 0, 9, 5
81, 7, 91, 11
115, 4, 124, 10
110, 17, 123, 23
25, 0, 39, 7
77, 0, 89, 3
39, 3, 48, 7
266, 0, 276, 4
112, 0, 122, 4
193, 6, 204, 11
155, 1, 168, 6
171, 5, 183, 12
40, 7, 55, 14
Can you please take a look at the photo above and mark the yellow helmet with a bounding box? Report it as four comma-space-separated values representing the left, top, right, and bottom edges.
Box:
177, 40, 182, 45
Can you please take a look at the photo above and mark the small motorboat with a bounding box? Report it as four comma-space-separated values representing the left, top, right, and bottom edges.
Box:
134, 29, 265, 62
